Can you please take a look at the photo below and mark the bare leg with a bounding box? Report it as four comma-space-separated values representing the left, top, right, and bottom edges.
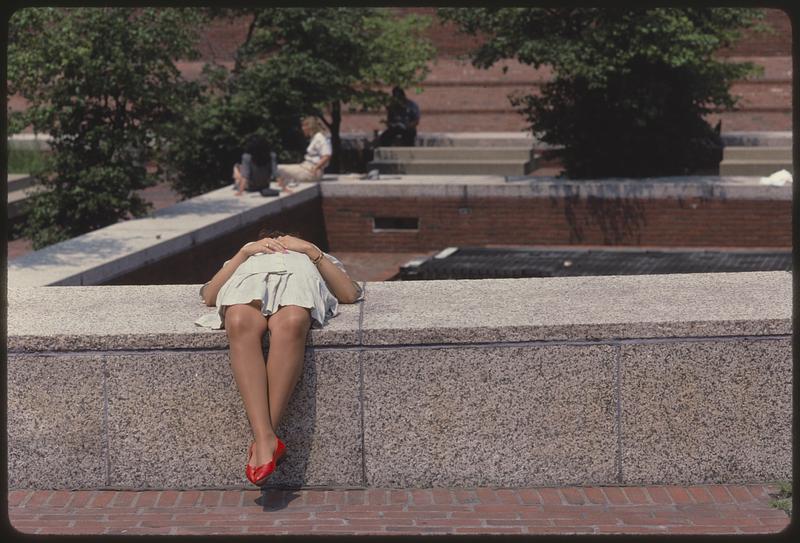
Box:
265, 305, 311, 434
224, 301, 277, 467
233, 165, 247, 196
275, 176, 294, 194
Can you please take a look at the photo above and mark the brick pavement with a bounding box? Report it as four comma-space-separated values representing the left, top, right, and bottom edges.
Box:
7, 485, 790, 536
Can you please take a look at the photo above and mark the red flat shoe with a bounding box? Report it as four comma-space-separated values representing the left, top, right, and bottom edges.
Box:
245, 442, 257, 484
249, 438, 287, 486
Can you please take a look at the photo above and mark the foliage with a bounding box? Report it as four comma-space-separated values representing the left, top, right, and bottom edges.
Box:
241, 8, 434, 114
160, 61, 308, 198
8, 7, 202, 248
439, 8, 763, 178
769, 481, 792, 517
164, 7, 436, 196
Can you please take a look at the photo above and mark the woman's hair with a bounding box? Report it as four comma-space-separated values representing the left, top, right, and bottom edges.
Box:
243, 134, 272, 167
301, 116, 329, 135
257, 227, 300, 239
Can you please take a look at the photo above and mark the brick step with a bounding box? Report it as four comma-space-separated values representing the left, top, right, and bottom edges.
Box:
343, 111, 792, 134
379, 81, 791, 112
722, 146, 792, 160
375, 147, 535, 161
718, 159, 793, 176
367, 159, 536, 176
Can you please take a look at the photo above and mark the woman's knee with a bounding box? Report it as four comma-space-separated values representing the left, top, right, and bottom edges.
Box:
269, 306, 311, 340
225, 304, 267, 338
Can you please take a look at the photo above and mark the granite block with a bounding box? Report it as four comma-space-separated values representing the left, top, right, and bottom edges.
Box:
362, 344, 617, 487
620, 338, 792, 484
7, 355, 107, 489
106, 349, 360, 488
360, 272, 791, 345
264, 348, 362, 488
7, 285, 361, 351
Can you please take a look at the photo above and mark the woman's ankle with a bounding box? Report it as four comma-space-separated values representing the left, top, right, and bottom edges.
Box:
255, 432, 278, 447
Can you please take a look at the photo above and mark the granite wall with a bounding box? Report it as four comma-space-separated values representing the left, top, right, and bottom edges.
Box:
7, 271, 792, 489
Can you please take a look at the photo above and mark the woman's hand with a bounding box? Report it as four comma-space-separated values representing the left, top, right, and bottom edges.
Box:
239, 237, 289, 257
274, 235, 319, 257
314, 155, 331, 177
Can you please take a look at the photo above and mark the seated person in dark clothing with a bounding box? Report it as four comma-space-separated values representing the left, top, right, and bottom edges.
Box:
233, 135, 275, 196
378, 86, 420, 147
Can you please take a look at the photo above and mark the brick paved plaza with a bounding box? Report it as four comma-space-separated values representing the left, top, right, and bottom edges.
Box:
8, 485, 790, 536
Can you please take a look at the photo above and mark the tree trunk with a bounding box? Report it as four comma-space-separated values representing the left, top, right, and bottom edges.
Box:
330, 101, 341, 173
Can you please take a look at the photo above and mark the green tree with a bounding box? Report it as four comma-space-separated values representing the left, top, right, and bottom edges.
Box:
439, 8, 764, 178
160, 45, 314, 198
164, 7, 435, 197
8, 7, 202, 248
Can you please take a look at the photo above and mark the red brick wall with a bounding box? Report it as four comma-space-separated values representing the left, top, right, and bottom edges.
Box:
100, 191, 790, 285
193, 8, 791, 61
322, 195, 792, 252
719, 8, 792, 56
10, 9, 790, 134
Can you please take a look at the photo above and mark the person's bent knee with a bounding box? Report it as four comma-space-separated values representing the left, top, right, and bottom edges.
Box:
225, 304, 266, 338
270, 307, 311, 339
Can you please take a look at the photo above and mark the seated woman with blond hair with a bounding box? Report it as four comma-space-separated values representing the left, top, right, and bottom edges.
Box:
276, 116, 332, 191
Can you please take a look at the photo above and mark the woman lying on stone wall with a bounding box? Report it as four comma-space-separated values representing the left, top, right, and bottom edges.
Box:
195, 229, 362, 486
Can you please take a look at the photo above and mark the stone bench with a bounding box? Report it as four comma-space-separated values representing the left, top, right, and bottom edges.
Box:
7, 271, 791, 490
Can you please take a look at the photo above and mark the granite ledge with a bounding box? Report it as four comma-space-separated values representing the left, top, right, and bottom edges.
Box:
6, 284, 361, 352
359, 272, 792, 346
6, 272, 791, 352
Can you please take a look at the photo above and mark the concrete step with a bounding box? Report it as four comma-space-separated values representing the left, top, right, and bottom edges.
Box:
416, 132, 537, 148
7, 186, 36, 220
374, 146, 535, 161
722, 146, 792, 160
718, 159, 793, 176
720, 131, 792, 147
367, 159, 536, 176
8, 174, 34, 192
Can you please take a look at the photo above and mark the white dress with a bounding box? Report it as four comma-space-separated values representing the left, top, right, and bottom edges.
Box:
194, 246, 362, 330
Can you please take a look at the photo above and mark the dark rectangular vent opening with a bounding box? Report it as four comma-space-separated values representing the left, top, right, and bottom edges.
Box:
398, 247, 793, 281
373, 217, 419, 231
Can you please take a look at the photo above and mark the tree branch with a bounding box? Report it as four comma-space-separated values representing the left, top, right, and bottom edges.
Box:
233, 11, 258, 75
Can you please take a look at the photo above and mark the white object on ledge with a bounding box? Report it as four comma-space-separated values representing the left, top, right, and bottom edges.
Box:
759, 169, 793, 186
